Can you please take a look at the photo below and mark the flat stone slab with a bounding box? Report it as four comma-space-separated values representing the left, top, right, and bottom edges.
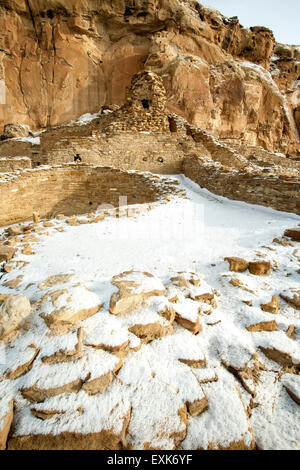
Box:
0, 246, 16, 263
284, 228, 300, 242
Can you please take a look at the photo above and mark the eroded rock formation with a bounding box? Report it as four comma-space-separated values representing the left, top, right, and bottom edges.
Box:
0, 0, 299, 154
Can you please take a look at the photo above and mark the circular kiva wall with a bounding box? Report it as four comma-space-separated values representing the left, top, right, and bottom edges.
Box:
0, 164, 176, 227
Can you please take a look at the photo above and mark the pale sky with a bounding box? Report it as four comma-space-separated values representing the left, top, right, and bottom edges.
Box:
203, 0, 300, 45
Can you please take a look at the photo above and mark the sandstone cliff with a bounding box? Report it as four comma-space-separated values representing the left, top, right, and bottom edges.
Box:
0, 0, 299, 155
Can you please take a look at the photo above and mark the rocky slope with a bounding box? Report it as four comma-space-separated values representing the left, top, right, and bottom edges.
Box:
0, 0, 299, 155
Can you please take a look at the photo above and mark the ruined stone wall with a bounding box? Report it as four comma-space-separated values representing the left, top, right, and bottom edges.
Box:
0, 71, 212, 174
0, 112, 298, 177
0, 0, 299, 155
0, 156, 32, 172
0, 164, 178, 226
221, 142, 300, 168
0, 123, 212, 176
103, 71, 170, 134
0, 68, 298, 221
183, 156, 300, 216
37, 132, 209, 174
0, 140, 36, 159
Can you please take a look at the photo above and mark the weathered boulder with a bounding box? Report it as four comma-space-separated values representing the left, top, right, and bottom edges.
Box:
170, 272, 202, 288
0, 0, 298, 155
280, 288, 300, 310
261, 296, 280, 314
284, 228, 300, 242
38, 274, 73, 290
129, 321, 173, 344
225, 257, 249, 273
39, 281, 103, 334
0, 399, 13, 450
0, 294, 31, 340
247, 321, 278, 333
0, 246, 16, 263
109, 271, 165, 316
249, 261, 271, 276
5, 345, 40, 380
259, 346, 299, 368
0, 123, 30, 140
173, 299, 202, 334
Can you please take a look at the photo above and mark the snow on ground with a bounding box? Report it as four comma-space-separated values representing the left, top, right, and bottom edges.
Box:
0, 175, 299, 449
75, 113, 99, 126
14, 136, 40, 145
3, 174, 299, 286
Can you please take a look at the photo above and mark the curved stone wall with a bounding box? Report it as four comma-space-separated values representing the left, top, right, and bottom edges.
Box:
0, 164, 180, 227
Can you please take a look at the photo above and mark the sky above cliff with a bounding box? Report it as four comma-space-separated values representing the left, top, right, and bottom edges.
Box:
204, 0, 300, 45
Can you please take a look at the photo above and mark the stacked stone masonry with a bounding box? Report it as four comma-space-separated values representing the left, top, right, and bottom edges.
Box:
0, 164, 182, 227
0, 0, 299, 156
183, 156, 300, 216
0, 70, 299, 221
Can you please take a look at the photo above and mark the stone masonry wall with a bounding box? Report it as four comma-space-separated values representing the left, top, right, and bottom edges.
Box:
104, 72, 170, 135
0, 68, 299, 220
0, 164, 180, 227
183, 156, 300, 216
0, 0, 299, 156
0, 157, 32, 172
39, 132, 209, 175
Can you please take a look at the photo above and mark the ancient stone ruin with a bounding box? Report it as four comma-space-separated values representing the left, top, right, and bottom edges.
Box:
1, 69, 299, 217
0, 0, 299, 452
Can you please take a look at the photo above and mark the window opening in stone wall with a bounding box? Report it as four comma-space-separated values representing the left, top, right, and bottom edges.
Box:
141, 99, 150, 109
168, 116, 178, 133
137, 12, 148, 18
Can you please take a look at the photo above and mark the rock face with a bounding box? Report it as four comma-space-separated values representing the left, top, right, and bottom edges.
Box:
295, 107, 300, 137
0, 0, 299, 155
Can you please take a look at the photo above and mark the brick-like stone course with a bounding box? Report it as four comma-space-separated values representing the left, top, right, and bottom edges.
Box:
0, 71, 299, 220
0, 164, 181, 227
183, 156, 300, 215
0, 157, 32, 172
